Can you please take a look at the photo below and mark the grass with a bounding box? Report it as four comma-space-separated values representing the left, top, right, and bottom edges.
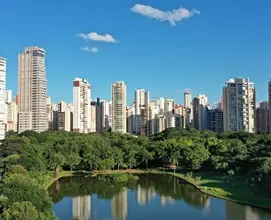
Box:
171, 172, 271, 210
43, 171, 75, 189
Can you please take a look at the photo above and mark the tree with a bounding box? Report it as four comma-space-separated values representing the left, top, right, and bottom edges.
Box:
47, 153, 65, 177
99, 159, 115, 170
2, 202, 39, 220
1, 174, 53, 212
66, 153, 81, 171
140, 148, 154, 169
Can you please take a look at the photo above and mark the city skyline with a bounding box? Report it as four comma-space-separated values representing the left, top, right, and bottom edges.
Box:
1, 0, 271, 105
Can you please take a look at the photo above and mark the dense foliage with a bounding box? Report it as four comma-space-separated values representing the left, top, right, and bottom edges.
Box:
96, 173, 139, 182
1, 128, 271, 217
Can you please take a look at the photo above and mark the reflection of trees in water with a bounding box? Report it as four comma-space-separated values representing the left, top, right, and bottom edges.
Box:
137, 174, 210, 209
48, 174, 209, 209
226, 201, 271, 220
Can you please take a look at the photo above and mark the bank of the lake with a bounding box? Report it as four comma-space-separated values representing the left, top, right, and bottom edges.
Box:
47, 169, 271, 210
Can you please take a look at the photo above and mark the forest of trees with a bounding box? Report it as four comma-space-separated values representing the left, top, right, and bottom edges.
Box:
1, 128, 271, 218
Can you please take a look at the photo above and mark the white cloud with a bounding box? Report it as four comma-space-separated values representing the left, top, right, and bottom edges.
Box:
81, 46, 98, 53
78, 32, 117, 43
131, 4, 200, 26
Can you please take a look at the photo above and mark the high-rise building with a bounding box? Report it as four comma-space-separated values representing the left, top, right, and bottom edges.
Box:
268, 80, 271, 133
0, 57, 6, 140
184, 89, 193, 128
5, 90, 12, 104
135, 89, 146, 134
5, 101, 18, 132
101, 100, 110, 131
108, 101, 113, 129
256, 101, 269, 133
57, 101, 73, 132
223, 78, 255, 133
140, 91, 151, 136
90, 101, 96, 132
209, 108, 224, 133
193, 94, 209, 131
73, 78, 91, 133
18, 47, 47, 133
127, 105, 135, 134
95, 98, 103, 133
112, 81, 127, 133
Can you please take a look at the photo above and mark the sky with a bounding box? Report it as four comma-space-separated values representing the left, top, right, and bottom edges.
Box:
1, 0, 271, 105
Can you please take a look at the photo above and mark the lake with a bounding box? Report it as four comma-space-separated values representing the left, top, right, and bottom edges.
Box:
48, 174, 271, 220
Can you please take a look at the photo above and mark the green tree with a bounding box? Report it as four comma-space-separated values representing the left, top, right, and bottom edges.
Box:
2, 202, 39, 220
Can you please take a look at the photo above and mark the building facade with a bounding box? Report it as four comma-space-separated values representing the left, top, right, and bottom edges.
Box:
18, 47, 47, 133
73, 78, 91, 133
256, 101, 269, 133
193, 94, 209, 131
112, 81, 127, 133
0, 57, 6, 140
223, 78, 255, 133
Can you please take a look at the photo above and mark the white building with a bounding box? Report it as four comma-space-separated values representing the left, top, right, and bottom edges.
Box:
164, 99, 174, 115
73, 78, 91, 133
223, 78, 255, 133
5, 101, 18, 132
18, 47, 47, 133
5, 90, 12, 104
184, 89, 193, 127
0, 57, 6, 140
135, 89, 146, 134
112, 81, 127, 133
101, 100, 110, 131
90, 101, 96, 132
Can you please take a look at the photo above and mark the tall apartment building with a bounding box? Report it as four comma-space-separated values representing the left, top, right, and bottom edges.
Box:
209, 108, 224, 133
18, 47, 47, 133
101, 100, 110, 131
95, 98, 102, 132
184, 89, 193, 128
90, 101, 96, 132
73, 78, 91, 133
5, 91, 18, 132
57, 102, 73, 132
193, 94, 209, 131
109, 101, 112, 129
135, 89, 146, 134
223, 78, 255, 133
256, 101, 269, 133
0, 57, 6, 140
127, 105, 135, 134
140, 91, 151, 136
112, 81, 127, 133
268, 80, 271, 133
5, 90, 12, 104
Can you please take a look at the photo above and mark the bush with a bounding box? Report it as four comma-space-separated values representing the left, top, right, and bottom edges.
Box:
96, 173, 139, 182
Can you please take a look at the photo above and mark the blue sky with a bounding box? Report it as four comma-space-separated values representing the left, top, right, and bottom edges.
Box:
1, 0, 271, 105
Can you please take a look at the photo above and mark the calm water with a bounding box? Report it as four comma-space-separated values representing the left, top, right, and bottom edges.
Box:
48, 174, 271, 220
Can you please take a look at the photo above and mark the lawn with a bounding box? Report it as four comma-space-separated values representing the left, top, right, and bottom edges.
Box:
173, 172, 271, 209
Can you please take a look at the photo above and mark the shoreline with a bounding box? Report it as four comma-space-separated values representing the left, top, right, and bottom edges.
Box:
46, 169, 271, 210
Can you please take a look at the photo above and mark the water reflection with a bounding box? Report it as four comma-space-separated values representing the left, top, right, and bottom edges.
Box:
48, 174, 271, 220
136, 185, 156, 205
72, 196, 91, 220
111, 189, 127, 220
